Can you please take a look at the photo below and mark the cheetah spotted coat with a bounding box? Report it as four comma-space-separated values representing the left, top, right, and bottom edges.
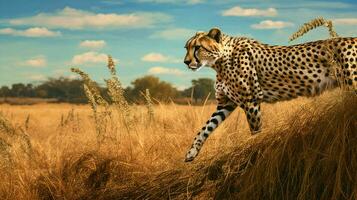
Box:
183, 28, 356, 162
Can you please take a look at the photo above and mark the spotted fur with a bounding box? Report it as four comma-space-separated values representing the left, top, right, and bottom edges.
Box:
183, 28, 356, 162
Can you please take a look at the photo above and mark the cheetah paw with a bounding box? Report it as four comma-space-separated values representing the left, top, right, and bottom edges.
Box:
251, 130, 261, 135
184, 148, 199, 162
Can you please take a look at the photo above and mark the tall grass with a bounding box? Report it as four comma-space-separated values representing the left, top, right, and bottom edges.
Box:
101, 91, 355, 200
72, 55, 134, 142
0, 89, 355, 199
0, 27, 355, 199
144, 89, 154, 121
0, 112, 32, 165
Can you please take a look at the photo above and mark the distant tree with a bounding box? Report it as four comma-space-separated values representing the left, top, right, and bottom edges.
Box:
0, 77, 88, 103
35, 77, 87, 103
124, 86, 134, 102
24, 84, 36, 97
127, 75, 178, 102
0, 86, 11, 97
35, 89, 48, 98
11, 83, 27, 97
182, 78, 215, 103
0, 76, 215, 104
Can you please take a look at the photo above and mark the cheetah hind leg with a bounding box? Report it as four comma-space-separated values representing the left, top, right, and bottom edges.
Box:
243, 102, 262, 134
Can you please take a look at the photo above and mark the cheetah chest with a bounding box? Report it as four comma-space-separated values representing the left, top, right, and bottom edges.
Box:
218, 80, 246, 104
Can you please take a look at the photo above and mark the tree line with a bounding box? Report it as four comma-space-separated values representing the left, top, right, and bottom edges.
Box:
0, 76, 215, 104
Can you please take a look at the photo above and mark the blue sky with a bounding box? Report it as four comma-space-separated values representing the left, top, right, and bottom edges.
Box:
0, 0, 356, 90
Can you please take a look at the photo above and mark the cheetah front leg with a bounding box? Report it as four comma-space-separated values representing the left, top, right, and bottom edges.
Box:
185, 102, 236, 162
243, 102, 262, 134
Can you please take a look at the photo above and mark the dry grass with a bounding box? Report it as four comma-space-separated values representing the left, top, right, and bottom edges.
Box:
0, 89, 355, 199
0, 97, 58, 105
289, 17, 339, 42
1, 54, 356, 199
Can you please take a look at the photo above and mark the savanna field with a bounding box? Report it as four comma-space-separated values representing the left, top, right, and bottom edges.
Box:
0, 4, 356, 198
0, 89, 356, 200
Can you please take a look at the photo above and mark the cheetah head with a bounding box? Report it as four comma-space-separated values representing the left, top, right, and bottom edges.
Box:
184, 28, 223, 71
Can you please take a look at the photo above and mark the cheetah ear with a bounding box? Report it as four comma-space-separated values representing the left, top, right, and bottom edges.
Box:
207, 27, 222, 43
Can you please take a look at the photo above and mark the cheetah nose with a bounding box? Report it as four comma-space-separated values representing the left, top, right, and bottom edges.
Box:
184, 60, 191, 66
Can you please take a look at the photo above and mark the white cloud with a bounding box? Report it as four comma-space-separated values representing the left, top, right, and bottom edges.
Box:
333, 18, 357, 25
141, 53, 180, 63
151, 28, 195, 40
22, 56, 47, 68
222, 6, 277, 17
0, 27, 61, 37
79, 40, 106, 49
251, 20, 293, 29
71, 51, 110, 65
8, 7, 171, 29
148, 66, 184, 76
138, 0, 204, 4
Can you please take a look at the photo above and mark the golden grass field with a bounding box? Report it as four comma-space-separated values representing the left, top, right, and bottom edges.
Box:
0, 89, 356, 200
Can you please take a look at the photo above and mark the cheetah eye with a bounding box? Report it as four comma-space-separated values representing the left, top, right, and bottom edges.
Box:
194, 45, 201, 50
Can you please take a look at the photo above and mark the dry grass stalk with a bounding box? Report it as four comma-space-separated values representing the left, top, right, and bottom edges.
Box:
17, 128, 33, 157
60, 114, 64, 127
0, 138, 12, 164
72, 56, 135, 144
105, 55, 133, 130
0, 113, 33, 164
106, 55, 128, 106
0, 90, 356, 199
72, 69, 110, 144
24, 114, 30, 130
289, 17, 339, 41
83, 83, 101, 142
105, 79, 130, 116
0, 112, 16, 136
58, 109, 81, 133
144, 89, 154, 120
83, 84, 97, 114
324, 47, 348, 90
71, 68, 108, 107
106, 79, 133, 132
325, 20, 339, 38
107, 55, 116, 76
111, 91, 357, 199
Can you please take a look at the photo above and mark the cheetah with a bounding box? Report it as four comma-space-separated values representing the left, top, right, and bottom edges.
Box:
183, 27, 356, 162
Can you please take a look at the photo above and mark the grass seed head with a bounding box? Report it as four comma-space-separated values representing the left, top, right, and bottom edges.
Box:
71, 68, 108, 107
289, 17, 339, 41
107, 55, 116, 76
144, 89, 154, 119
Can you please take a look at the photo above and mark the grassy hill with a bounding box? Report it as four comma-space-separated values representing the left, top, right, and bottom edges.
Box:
0, 90, 355, 200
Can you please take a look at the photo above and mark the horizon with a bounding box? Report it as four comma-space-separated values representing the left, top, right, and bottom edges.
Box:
0, 0, 356, 90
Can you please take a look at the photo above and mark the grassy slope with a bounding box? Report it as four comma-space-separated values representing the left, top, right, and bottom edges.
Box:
0, 90, 356, 200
